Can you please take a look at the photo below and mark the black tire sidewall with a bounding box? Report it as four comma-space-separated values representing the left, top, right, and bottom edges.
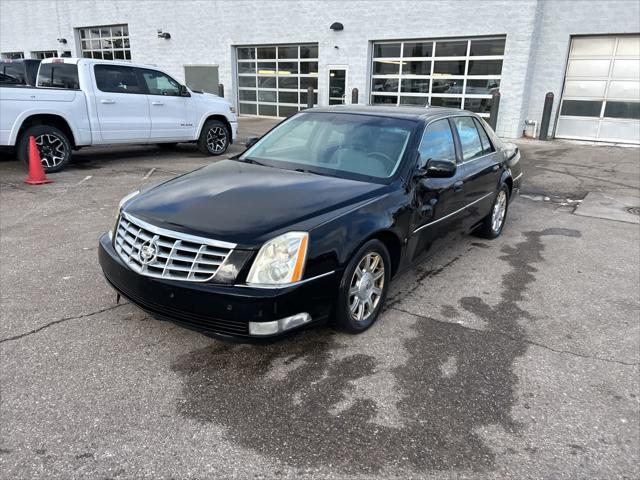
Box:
19, 125, 71, 173
479, 184, 510, 239
334, 239, 391, 333
198, 120, 229, 156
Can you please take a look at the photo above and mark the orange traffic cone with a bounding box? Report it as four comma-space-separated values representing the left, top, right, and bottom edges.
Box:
24, 136, 53, 185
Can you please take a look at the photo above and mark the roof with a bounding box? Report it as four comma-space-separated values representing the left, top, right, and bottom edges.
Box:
40, 57, 161, 70
308, 104, 470, 121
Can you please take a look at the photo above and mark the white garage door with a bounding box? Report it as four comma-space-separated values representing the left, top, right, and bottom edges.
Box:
557, 35, 640, 144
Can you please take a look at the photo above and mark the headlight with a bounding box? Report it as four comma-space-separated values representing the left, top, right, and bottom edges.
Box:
246, 232, 308, 285
115, 190, 139, 220
229, 105, 236, 114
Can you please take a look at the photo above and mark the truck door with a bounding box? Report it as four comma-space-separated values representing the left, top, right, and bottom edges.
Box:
93, 64, 151, 142
137, 67, 193, 141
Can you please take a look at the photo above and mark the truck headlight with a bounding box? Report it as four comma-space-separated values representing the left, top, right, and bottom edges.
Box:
246, 232, 308, 285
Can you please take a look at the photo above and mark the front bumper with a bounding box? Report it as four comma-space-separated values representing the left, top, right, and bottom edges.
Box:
230, 120, 238, 142
98, 233, 338, 341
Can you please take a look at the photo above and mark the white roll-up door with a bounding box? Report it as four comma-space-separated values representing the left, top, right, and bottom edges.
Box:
557, 35, 640, 144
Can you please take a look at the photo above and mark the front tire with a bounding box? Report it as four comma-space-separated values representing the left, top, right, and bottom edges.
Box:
17, 125, 72, 173
475, 184, 510, 239
334, 240, 391, 333
197, 120, 229, 156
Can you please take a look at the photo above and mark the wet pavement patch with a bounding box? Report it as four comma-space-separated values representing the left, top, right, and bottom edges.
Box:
170, 228, 582, 475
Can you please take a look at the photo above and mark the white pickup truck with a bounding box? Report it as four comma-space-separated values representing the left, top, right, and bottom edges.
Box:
0, 57, 238, 172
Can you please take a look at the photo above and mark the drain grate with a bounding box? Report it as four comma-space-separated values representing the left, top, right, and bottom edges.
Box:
626, 207, 640, 216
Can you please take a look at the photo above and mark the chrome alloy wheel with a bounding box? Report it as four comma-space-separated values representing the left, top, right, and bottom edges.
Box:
35, 133, 66, 168
492, 190, 508, 232
348, 252, 385, 323
206, 126, 227, 154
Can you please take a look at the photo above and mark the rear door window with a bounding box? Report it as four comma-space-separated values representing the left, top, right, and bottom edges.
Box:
37, 63, 79, 89
452, 116, 483, 161
94, 64, 143, 94
473, 117, 494, 155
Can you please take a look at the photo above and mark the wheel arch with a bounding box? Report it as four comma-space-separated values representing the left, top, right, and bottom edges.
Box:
199, 114, 233, 144
355, 229, 403, 278
16, 113, 76, 147
500, 171, 513, 196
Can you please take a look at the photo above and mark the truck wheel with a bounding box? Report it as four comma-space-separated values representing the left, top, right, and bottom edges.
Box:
18, 125, 72, 173
197, 120, 229, 156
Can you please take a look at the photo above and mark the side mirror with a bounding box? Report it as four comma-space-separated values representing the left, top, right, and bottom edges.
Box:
418, 158, 457, 178
179, 85, 190, 97
245, 137, 260, 148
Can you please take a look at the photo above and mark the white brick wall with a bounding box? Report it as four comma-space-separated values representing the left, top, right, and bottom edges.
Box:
1, 0, 637, 138
523, 0, 640, 138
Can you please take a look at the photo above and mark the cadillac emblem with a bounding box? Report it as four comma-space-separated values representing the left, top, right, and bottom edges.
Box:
138, 240, 158, 264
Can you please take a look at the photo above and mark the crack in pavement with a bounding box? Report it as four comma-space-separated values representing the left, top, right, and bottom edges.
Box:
0, 304, 128, 344
390, 306, 640, 367
535, 166, 638, 190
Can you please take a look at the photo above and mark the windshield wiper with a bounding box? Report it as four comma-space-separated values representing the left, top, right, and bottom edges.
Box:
294, 168, 330, 177
241, 157, 267, 167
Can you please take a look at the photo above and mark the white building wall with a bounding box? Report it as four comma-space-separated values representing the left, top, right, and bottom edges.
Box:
523, 0, 640, 138
1, 0, 638, 138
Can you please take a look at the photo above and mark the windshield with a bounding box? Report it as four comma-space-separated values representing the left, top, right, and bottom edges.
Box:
240, 112, 416, 181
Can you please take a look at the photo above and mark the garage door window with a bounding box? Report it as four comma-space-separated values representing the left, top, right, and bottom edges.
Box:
371, 36, 504, 117
236, 44, 318, 117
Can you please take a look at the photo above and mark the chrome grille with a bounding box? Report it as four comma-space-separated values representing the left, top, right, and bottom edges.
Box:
114, 213, 235, 282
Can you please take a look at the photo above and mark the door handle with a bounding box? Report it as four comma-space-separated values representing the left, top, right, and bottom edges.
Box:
152, 101, 164, 106
453, 180, 464, 192
100, 99, 115, 104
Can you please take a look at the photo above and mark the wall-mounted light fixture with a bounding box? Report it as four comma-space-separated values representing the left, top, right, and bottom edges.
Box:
57, 38, 67, 44
329, 22, 344, 31
157, 30, 171, 40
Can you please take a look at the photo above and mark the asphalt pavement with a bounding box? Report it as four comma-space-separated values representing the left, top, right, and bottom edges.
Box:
1, 118, 638, 479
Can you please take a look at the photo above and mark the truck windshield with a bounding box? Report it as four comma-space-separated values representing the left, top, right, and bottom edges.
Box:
37, 63, 80, 89
240, 112, 416, 182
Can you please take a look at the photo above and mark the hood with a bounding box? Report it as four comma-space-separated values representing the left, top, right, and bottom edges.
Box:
125, 160, 387, 246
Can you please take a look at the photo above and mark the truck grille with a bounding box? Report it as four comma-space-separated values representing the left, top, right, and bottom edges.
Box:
114, 213, 235, 282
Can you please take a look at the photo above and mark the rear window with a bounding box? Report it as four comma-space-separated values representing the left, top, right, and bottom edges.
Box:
0, 64, 27, 85
37, 63, 80, 89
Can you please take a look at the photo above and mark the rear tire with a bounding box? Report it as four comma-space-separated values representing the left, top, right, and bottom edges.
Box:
197, 120, 229, 156
475, 184, 510, 239
17, 125, 71, 173
334, 239, 391, 333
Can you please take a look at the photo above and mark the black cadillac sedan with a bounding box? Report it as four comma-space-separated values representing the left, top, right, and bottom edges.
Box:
98, 105, 522, 340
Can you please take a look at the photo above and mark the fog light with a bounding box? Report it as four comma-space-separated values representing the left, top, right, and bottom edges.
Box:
249, 320, 279, 336
248, 312, 312, 336
280, 312, 311, 331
